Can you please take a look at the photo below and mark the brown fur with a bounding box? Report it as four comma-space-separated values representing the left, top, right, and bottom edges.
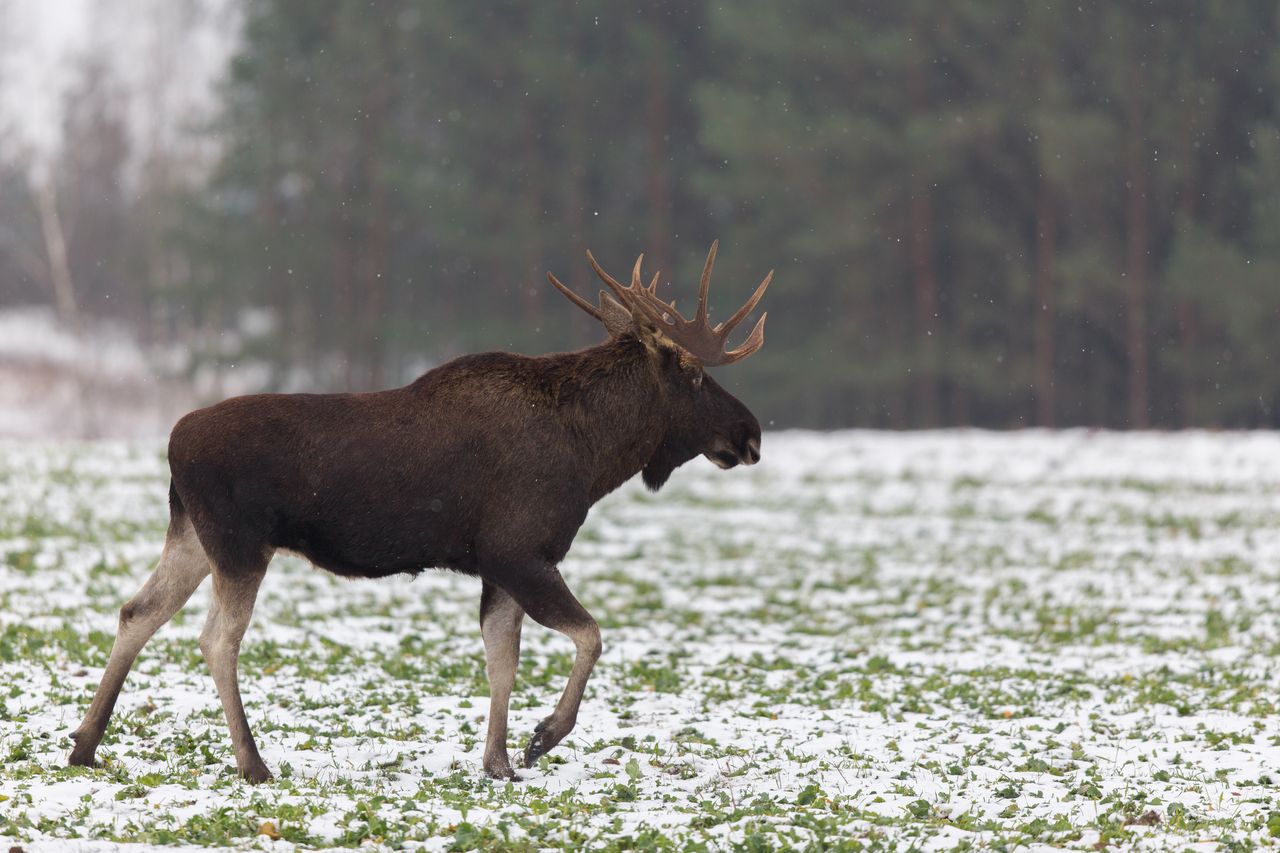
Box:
70, 327, 762, 782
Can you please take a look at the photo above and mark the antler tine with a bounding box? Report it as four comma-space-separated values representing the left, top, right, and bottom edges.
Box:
631, 254, 645, 289
720, 312, 767, 365
716, 269, 773, 336
647, 270, 660, 294
586, 250, 623, 289
586, 249, 630, 304
547, 271, 603, 321
695, 239, 718, 325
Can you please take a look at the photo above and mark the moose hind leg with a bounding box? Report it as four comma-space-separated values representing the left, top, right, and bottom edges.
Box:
480, 581, 525, 780
200, 562, 272, 784
70, 516, 210, 767
496, 565, 601, 769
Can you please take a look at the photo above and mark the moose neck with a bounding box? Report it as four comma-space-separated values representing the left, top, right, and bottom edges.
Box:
556, 336, 670, 503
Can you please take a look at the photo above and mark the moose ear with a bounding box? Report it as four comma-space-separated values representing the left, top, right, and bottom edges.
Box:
598, 290, 636, 338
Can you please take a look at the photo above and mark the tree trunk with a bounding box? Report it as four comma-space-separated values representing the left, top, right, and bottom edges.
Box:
33, 176, 98, 438
364, 167, 389, 390
564, 30, 592, 342
521, 101, 544, 325
333, 193, 357, 391
1125, 90, 1150, 429
263, 128, 299, 389
1033, 178, 1056, 427
33, 179, 79, 324
907, 60, 939, 428
1174, 107, 1198, 427
360, 20, 392, 390
644, 24, 671, 278
908, 173, 940, 427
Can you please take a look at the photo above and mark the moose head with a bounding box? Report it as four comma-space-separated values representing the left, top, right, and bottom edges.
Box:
549, 241, 771, 488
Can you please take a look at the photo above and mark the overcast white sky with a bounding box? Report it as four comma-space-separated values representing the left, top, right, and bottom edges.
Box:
1, 0, 93, 151
1, 0, 235, 158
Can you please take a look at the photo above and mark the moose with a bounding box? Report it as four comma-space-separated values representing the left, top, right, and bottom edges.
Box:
69, 242, 771, 783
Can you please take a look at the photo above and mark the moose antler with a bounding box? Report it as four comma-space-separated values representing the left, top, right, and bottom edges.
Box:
547, 270, 603, 321
550, 241, 770, 367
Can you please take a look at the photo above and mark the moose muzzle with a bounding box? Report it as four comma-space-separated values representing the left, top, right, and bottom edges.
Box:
707, 436, 761, 469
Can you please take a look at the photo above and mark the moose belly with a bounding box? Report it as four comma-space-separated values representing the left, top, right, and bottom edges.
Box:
271, 499, 481, 579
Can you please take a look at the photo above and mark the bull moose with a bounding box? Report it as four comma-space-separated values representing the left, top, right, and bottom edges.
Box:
69, 242, 771, 782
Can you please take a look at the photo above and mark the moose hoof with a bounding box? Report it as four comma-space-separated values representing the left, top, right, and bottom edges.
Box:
483, 761, 522, 782
521, 718, 566, 768
68, 734, 98, 768
67, 750, 97, 768
521, 736, 548, 769
240, 763, 274, 785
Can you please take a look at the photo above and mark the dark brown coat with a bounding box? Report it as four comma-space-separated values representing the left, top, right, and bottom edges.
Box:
70, 245, 769, 783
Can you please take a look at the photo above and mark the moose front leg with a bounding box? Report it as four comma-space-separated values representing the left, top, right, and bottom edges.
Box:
493, 564, 601, 769
479, 581, 525, 780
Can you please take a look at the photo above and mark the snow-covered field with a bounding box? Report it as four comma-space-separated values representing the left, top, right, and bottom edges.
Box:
2, 430, 1280, 851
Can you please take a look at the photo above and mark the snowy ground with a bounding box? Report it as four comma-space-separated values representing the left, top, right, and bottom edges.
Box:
2, 431, 1280, 851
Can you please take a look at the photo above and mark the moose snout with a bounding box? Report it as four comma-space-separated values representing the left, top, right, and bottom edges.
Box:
706, 435, 761, 469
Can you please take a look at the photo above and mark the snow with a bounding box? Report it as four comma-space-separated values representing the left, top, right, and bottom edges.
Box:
1, 430, 1280, 850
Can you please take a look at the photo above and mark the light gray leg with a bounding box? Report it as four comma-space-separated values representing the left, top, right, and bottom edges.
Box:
480, 581, 525, 780
69, 517, 211, 767
496, 566, 601, 769
523, 616, 601, 767
199, 563, 271, 783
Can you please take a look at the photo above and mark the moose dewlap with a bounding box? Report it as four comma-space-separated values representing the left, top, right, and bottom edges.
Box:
69, 242, 771, 783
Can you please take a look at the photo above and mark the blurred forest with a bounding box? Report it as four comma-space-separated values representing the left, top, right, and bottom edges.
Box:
1, 0, 1279, 429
